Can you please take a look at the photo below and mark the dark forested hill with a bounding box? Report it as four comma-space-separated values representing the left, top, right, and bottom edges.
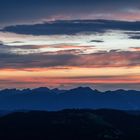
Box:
0, 109, 140, 140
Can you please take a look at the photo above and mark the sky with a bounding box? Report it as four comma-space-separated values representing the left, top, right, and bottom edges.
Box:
0, 0, 140, 90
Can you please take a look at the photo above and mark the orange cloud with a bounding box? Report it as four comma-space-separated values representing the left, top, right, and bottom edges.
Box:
130, 47, 140, 51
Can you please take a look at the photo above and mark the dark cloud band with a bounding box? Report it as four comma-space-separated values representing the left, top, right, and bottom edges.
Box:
2, 20, 140, 35
0, 49, 139, 69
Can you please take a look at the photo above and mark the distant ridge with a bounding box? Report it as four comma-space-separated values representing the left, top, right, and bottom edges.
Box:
0, 87, 140, 110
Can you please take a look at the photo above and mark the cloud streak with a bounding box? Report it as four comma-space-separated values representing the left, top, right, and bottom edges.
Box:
2, 20, 140, 35
0, 49, 139, 69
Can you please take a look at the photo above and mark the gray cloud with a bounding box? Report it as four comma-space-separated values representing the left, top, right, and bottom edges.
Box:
2, 20, 140, 35
129, 36, 140, 39
90, 40, 104, 43
0, 47, 140, 69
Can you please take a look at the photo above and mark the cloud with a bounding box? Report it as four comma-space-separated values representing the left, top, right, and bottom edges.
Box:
129, 36, 140, 39
0, 49, 139, 69
2, 20, 140, 35
130, 47, 140, 51
90, 40, 104, 43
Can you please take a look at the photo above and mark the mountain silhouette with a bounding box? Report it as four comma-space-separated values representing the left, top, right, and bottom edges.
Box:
0, 87, 140, 110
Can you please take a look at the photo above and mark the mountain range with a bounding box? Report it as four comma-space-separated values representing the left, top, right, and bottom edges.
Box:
0, 87, 140, 110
